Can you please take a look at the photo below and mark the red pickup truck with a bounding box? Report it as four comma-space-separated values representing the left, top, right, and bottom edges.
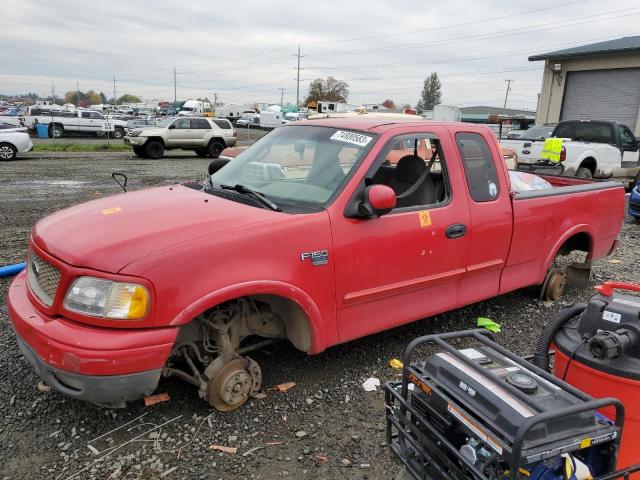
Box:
7, 118, 624, 410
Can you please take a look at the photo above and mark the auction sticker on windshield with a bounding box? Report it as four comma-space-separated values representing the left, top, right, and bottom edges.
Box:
330, 130, 373, 147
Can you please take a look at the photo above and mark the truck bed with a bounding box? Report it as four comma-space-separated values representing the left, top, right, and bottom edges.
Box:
501, 177, 624, 294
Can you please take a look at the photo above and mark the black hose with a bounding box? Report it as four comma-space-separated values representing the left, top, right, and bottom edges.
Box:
532, 303, 587, 371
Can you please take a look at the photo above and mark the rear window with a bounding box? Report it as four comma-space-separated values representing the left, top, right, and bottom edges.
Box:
553, 122, 614, 144
213, 119, 232, 129
455, 132, 500, 202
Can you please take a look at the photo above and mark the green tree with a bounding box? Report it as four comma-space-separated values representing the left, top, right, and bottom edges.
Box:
304, 76, 349, 105
117, 93, 141, 104
416, 72, 442, 114
99, 91, 107, 104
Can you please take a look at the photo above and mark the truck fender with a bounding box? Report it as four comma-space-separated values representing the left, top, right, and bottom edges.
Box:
539, 225, 593, 283
169, 280, 327, 354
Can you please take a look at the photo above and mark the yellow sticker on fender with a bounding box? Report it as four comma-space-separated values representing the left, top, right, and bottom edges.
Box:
580, 437, 592, 448
102, 207, 122, 215
418, 210, 431, 227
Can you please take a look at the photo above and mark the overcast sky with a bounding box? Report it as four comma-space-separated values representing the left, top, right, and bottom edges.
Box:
2, 0, 640, 110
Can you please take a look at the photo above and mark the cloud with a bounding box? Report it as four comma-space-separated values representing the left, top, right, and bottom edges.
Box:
1, 0, 639, 109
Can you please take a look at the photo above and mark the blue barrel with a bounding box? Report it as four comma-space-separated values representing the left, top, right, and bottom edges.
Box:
36, 123, 49, 139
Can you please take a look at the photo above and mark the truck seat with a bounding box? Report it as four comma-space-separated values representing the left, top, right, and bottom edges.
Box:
389, 155, 437, 208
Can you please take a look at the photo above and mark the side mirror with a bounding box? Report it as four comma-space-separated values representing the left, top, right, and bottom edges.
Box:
168, 124, 175, 129
358, 185, 396, 218
208, 158, 231, 175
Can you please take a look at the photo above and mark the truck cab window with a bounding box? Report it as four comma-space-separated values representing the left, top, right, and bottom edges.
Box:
456, 132, 500, 202
370, 135, 449, 210
618, 125, 637, 151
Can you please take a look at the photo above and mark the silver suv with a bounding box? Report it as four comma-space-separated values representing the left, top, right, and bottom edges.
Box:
124, 117, 237, 159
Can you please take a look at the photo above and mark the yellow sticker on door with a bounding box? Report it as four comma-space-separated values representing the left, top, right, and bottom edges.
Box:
418, 210, 432, 227
102, 207, 122, 215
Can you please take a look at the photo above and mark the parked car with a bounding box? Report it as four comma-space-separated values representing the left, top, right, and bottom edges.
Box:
7, 118, 624, 410
508, 120, 640, 183
500, 125, 555, 152
519, 125, 555, 141
629, 180, 640, 221
0, 128, 33, 160
124, 116, 236, 159
504, 129, 525, 139
0, 121, 28, 133
126, 118, 157, 135
24, 108, 128, 139
235, 114, 260, 127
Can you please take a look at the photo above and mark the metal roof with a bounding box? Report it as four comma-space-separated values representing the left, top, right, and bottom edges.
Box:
529, 35, 640, 61
459, 106, 535, 116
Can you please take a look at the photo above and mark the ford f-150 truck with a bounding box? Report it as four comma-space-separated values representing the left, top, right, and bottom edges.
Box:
502, 120, 640, 185
7, 118, 625, 411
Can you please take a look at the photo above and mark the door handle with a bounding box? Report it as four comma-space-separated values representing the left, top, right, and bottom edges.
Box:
445, 224, 467, 239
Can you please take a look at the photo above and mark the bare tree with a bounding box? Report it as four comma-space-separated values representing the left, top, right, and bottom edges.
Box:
381, 99, 396, 109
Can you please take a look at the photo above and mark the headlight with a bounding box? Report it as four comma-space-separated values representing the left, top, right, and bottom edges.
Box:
63, 276, 150, 319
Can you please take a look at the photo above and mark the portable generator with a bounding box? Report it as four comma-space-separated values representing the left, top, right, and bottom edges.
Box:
533, 282, 640, 477
385, 329, 640, 480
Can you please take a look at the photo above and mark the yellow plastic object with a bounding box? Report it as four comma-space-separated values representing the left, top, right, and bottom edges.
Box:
541, 138, 564, 163
389, 358, 404, 369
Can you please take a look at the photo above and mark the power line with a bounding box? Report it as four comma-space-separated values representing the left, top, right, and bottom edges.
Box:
303, 0, 588, 46
304, 6, 638, 57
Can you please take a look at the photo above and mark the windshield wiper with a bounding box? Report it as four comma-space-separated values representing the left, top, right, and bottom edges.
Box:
220, 184, 281, 211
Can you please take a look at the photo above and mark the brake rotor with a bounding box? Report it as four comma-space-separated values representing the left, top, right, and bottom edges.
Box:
544, 270, 566, 302
207, 358, 254, 412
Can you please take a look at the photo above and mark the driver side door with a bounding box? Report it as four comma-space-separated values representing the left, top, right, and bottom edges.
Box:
167, 118, 193, 146
330, 128, 471, 343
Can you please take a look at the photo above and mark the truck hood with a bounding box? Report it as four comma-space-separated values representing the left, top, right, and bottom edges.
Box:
138, 127, 165, 136
33, 185, 279, 273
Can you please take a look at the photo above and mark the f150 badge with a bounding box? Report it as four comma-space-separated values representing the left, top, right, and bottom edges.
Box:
300, 250, 329, 266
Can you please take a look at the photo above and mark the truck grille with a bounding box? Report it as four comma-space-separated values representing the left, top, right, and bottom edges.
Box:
27, 250, 61, 306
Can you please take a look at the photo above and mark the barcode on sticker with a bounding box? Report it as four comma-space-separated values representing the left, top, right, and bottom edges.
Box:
603, 311, 621, 323
330, 130, 372, 147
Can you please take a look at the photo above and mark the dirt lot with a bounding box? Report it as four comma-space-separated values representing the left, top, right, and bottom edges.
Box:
1, 151, 638, 480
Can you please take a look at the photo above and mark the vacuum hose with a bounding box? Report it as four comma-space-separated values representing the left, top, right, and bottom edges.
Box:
0, 262, 26, 278
532, 303, 587, 371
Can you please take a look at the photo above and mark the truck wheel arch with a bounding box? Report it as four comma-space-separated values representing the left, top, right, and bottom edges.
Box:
540, 228, 592, 283
578, 157, 597, 176
144, 136, 165, 147
169, 281, 327, 355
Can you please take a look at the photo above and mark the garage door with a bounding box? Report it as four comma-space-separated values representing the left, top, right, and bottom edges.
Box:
561, 68, 640, 129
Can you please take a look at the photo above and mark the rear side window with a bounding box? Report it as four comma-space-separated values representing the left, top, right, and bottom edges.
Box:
554, 122, 614, 143
455, 132, 500, 202
213, 119, 231, 129
191, 118, 211, 129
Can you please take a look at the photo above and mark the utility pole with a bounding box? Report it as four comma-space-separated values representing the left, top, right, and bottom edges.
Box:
51, 82, 55, 103
296, 44, 302, 108
113, 75, 117, 106
279, 88, 285, 108
503, 79, 513, 110
213, 92, 218, 107
173, 65, 177, 103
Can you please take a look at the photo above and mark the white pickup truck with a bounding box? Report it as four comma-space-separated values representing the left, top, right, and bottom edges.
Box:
502, 120, 640, 185
24, 108, 128, 139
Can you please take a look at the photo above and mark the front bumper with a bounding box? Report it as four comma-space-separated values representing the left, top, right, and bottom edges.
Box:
124, 136, 147, 146
15, 333, 161, 408
7, 272, 177, 407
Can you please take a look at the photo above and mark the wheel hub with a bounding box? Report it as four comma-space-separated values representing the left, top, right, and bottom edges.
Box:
0, 146, 12, 159
207, 357, 261, 412
545, 270, 566, 301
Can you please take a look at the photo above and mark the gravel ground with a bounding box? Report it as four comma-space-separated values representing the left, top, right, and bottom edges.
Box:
1, 153, 638, 479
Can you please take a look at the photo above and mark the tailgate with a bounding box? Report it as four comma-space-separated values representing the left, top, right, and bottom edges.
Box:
514, 141, 544, 163
501, 181, 624, 292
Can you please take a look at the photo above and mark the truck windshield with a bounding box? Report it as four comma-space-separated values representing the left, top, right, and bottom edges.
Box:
209, 125, 374, 209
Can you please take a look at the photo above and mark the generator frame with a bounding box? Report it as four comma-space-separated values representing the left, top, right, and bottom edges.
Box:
385, 329, 635, 480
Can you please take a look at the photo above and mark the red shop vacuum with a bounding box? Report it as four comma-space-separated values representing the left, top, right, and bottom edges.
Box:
533, 282, 640, 476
